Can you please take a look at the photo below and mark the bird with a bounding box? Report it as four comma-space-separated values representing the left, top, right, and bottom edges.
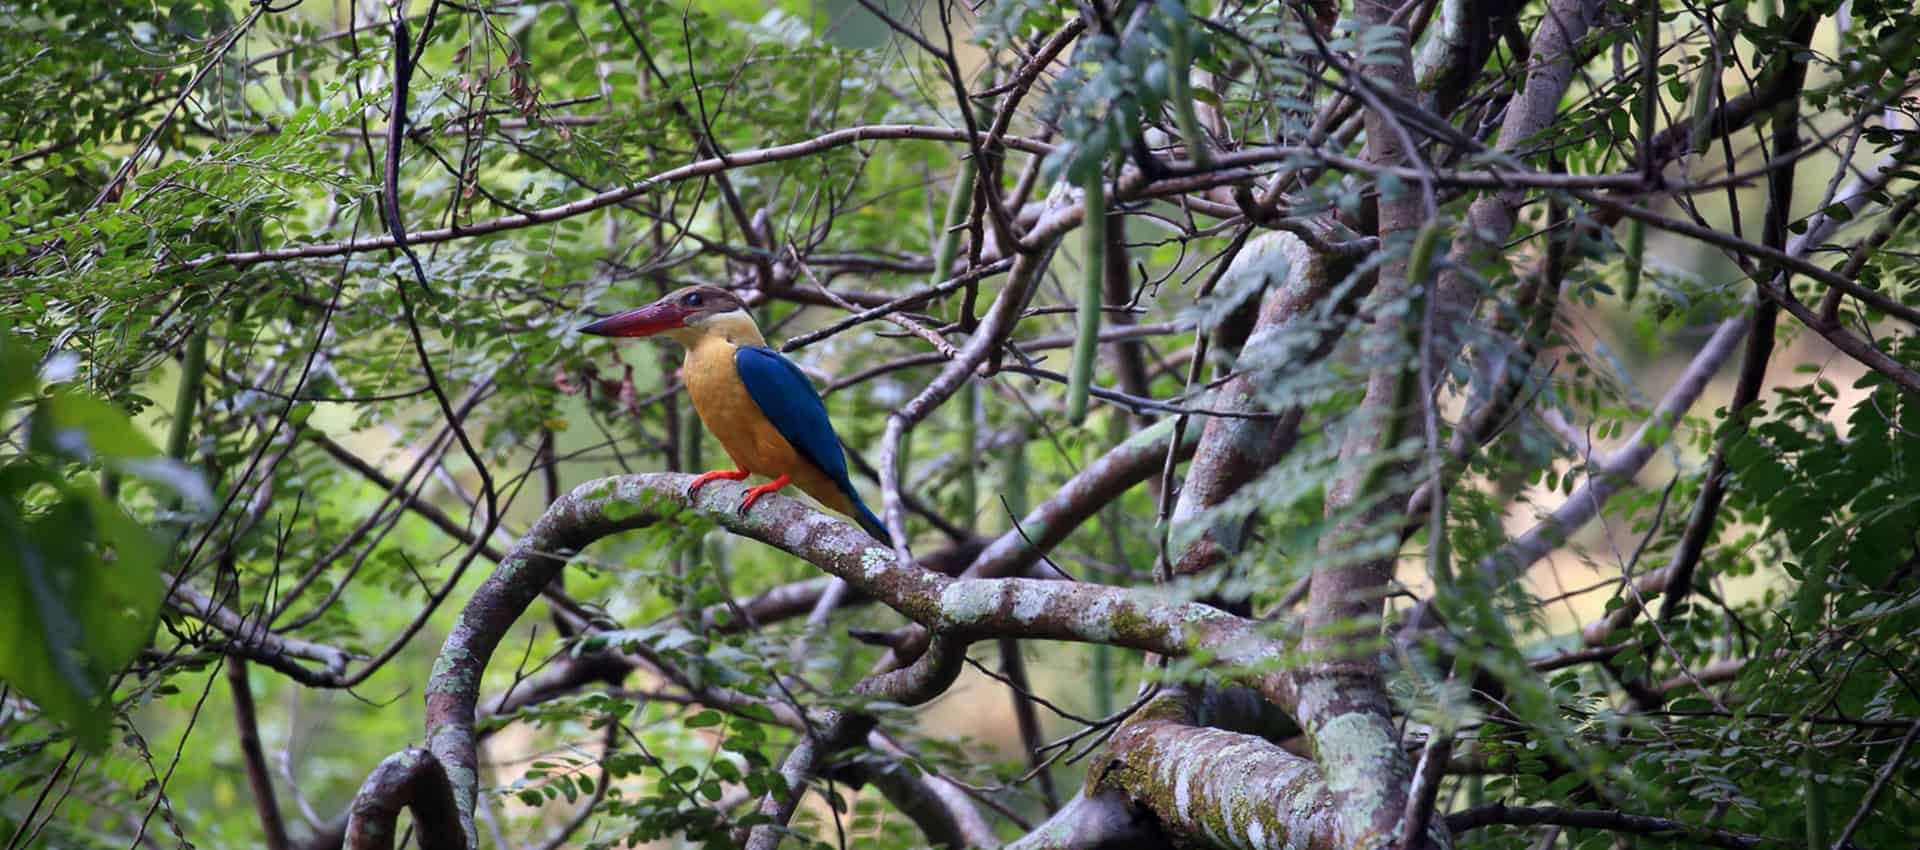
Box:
579, 285, 890, 543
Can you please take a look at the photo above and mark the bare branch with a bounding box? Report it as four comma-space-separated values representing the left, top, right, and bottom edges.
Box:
1477, 302, 1752, 584
226, 660, 291, 850
168, 587, 356, 687
1830, 720, 1920, 850
1445, 804, 1800, 850
199, 126, 1052, 270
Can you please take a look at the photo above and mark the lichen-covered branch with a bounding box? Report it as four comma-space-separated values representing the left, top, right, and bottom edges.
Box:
401, 472, 1302, 849
420, 478, 675, 849
343, 749, 462, 850
1021, 686, 1336, 850
1014, 688, 1334, 850
1293, 3, 1429, 848
699, 539, 986, 632
1093, 719, 1339, 850
880, 410, 1204, 675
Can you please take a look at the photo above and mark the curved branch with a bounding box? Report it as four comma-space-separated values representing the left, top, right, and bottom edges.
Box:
420, 478, 672, 849
1169, 231, 1336, 592
877, 218, 1063, 557
1007, 790, 1170, 850
614, 635, 992, 850
344, 750, 462, 850
742, 637, 972, 850
407, 472, 1302, 849
877, 415, 1205, 671
742, 709, 871, 850
966, 415, 1202, 580
844, 734, 999, 849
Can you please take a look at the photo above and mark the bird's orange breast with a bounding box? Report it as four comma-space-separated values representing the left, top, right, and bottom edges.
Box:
682, 337, 856, 516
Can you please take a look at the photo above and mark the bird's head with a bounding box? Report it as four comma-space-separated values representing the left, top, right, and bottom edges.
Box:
578, 285, 763, 347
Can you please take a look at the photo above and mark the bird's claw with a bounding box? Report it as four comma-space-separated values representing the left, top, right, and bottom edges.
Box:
686, 468, 749, 501
736, 474, 791, 517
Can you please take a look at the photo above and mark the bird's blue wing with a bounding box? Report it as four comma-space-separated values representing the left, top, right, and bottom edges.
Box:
735, 346, 890, 543
733, 346, 854, 489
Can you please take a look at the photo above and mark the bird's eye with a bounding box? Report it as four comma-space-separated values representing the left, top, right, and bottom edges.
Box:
682, 292, 703, 307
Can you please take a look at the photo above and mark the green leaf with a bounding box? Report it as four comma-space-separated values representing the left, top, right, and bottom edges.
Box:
0, 469, 166, 750
31, 391, 159, 461
0, 328, 33, 408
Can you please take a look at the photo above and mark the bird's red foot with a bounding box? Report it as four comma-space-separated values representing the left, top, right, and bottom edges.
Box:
738, 474, 792, 515
687, 468, 749, 500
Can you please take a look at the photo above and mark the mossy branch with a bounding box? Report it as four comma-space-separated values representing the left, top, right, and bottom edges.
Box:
386, 469, 1306, 849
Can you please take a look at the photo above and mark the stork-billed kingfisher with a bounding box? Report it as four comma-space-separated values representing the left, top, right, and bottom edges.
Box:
580, 286, 890, 543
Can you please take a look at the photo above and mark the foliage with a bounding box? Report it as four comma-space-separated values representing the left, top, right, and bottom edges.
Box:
0, 0, 1918, 849
0, 331, 204, 752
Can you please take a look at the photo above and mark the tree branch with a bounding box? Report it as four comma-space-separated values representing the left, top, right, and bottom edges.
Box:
1295, 3, 1429, 847
199, 126, 1051, 270
840, 735, 998, 849
1475, 301, 1753, 584
1167, 231, 1334, 597
226, 660, 291, 850
168, 586, 356, 687
1090, 711, 1337, 850
343, 750, 462, 850
1005, 790, 1169, 850
1445, 804, 1797, 850
402, 472, 1304, 849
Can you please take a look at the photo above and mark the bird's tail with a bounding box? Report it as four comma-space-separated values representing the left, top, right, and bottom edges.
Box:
847, 492, 892, 546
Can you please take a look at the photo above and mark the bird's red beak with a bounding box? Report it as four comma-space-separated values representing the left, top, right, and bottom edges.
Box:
579, 301, 689, 337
